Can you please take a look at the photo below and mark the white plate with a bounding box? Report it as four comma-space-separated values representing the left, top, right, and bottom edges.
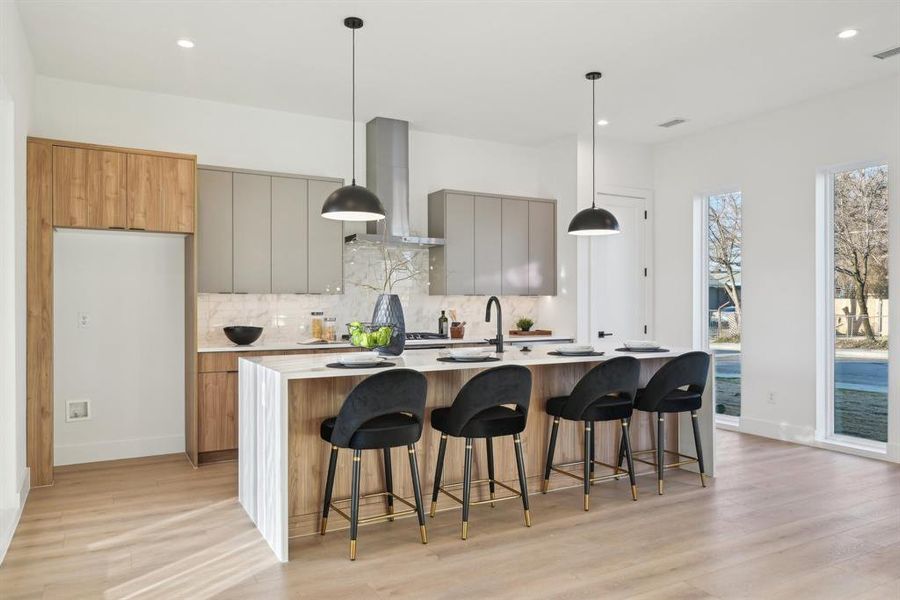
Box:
449, 348, 490, 359
339, 353, 385, 366
624, 340, 660, 350
555, 344, 595, 355
449, 354, 492, 362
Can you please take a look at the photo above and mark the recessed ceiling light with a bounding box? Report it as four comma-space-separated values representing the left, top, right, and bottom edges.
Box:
837, 29, 858, 39
597, 119, 609, 126
177, 39, 195, 48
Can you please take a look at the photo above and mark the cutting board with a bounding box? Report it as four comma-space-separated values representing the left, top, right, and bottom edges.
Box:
509, 329, 552, 336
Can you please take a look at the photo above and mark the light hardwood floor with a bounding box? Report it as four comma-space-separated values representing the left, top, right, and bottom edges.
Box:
1, 431, 898, 599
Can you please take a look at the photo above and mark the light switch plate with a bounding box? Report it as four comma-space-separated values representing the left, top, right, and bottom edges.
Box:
66, 399, 91, 422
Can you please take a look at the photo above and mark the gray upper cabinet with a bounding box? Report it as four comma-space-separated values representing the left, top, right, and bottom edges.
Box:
197, 169, 233, 293
528, 200, 556, 295
428, 189, 556, 296
307, 179, 344, 294
501, 198, 530, 295
271, 177, 309, 293
233, 173, 272, 293
197, 168, 343, 295
474, 196, 502, 295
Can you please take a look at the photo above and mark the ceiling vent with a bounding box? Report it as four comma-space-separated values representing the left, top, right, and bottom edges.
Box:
873, 46, 900, 60
658, 118, 687, 128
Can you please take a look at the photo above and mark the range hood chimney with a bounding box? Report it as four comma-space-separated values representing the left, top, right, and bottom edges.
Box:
344, 117, 444, 247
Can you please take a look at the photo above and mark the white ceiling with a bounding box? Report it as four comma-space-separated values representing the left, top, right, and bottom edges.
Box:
16, 0, 900, 146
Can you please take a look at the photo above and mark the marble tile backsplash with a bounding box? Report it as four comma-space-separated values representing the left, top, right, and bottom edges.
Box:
198, 245, 546, 347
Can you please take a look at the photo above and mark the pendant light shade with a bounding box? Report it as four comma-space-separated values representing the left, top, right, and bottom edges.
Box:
321, 16, 386, 222
568, 71, 620, 236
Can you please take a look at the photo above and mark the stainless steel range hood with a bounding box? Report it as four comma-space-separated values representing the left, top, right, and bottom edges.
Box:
343, 117, 444, 247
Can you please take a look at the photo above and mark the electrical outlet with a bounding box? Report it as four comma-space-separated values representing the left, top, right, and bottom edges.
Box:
66, 399, 91, 422
767, 392, 776, 405
77, 312, 90, 328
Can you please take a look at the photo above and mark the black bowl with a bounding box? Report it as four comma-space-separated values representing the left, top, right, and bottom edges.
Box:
224, 326, 263, 346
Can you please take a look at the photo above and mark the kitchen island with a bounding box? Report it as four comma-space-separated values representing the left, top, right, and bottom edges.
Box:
239, 345, 715, 561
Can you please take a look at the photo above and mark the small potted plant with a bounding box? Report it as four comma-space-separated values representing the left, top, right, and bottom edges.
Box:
516, 317, 534, 333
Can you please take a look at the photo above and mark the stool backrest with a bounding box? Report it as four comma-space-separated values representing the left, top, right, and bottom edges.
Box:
638, 351, 710, 412
562, 356, 640, 420
441, 365, 532, 437
330, 368, 428, 447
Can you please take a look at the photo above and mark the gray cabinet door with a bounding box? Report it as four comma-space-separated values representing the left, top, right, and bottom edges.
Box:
474, 195, 502, 295
307, 179, 343, 294
271, 177, 309, 293
501, 198, 530, 295
197, 169, 233, 293
444, 192, 475, 295
232, 172, 272, 293
528, 200, 556, 295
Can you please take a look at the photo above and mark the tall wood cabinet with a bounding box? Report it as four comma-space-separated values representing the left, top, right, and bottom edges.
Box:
428, 189, 557, 296
196, 167, 344, 294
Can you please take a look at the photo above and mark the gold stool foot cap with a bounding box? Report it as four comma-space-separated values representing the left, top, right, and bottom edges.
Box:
429, 501, 437, 518
420, 524, 428, 544
461, 521, 469, 540
541, 479, 549, 494
320, 517, 328, 536
631, 485, 638, 501
658, 480, 664, 495
524, 509, 532, 527
583, 494, 590, 511
700, 473, 707, 488
349, 539, 357, 561
490, 491, 496, 508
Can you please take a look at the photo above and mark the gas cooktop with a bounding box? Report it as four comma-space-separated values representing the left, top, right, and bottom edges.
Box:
405, 332, 449, 341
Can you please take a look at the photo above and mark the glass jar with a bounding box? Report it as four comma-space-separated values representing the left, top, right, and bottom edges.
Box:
310, 311, 324, 339
324, 317, 337, 342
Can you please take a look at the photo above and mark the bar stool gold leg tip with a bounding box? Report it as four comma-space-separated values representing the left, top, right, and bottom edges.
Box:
524, 509, 532, 527
461, 521, 469, 540
320, 518, 328, 536
429, 501, 437, 518
420, 525, 428, 544
541, 479, 549, 494
631, 485, 638, 501
583, 494, 590, 511
349, 539, 357, 561
700, 473, 707, 488
658, 480, 664, 495
490, 491, 496, 507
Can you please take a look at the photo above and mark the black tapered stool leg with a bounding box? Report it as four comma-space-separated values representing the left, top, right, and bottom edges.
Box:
691, 411, 707, 488
616, 430, 626, 469
657, 414, 665, 495
430, 433, 448, 517
583, 421, 592, 511
589, 421, 596, 483
383, 448, 394, 521
543, 417, 559, 493
349, 449, 362, 560
486, 437, 496, 507
407, 444, 428, 543
320, 445, 338, 535
513, 433, 531, 526
621, 418, 638, 501
461, 437, 474, 540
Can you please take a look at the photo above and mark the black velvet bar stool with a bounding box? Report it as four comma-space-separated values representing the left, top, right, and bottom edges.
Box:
319, 368, 428, 561
429, 365, 533, 540
542, 356, 641, 510
623, 351, 710, 495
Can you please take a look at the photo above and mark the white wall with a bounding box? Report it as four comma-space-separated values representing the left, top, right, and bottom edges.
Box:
53, 231, 185, 465
0, 0, 33, 563
653, 76, 900, 460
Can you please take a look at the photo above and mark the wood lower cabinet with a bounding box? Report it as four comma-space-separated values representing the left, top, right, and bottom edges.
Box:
127, 153, 195, 233
52, 145, 127, 229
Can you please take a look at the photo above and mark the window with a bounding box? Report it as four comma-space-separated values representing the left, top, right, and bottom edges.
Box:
696, 191, 743, 423
825, 164, 889, 445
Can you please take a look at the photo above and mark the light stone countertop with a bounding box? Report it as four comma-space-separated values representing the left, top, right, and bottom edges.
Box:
198, 335, 573, 353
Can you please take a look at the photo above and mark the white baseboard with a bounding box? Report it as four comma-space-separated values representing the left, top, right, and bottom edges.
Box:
0, 467, 29, 565
54, 435, 185, 466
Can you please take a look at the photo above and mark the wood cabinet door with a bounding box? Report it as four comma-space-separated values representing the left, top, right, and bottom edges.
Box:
474, 195, 502, 295
52, 146, 126, 229
528, 200, 556, 295
307, 179, 344, 294
444, 192, 475, 295
197, 169, 234, 293
126, 154, 195, 233
271, 177, 309, 293
198, 372, 238, 452
232, 172, 272, 293
501, 198, 530, 295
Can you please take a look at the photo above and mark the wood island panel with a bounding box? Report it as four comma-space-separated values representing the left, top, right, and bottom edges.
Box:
285, 359, 678, 536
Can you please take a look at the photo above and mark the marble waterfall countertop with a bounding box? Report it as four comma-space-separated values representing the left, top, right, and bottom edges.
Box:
198, 335, 573, 353
239, 343, 688, 380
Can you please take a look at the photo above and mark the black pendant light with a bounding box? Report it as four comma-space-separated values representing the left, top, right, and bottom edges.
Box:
567, 72, 620, 236
321, 17, 386, 222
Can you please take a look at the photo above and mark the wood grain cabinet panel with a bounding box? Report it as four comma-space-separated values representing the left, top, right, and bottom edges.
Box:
52, 146, 126, 229
127, 154, 195, 233
198, 372, 238, 452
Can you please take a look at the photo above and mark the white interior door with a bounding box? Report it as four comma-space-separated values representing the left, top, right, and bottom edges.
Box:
589, 191, 648, 347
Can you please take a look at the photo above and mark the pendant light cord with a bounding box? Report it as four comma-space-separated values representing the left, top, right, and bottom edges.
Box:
591, 77, 596, 209
351, 26, 356, 186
